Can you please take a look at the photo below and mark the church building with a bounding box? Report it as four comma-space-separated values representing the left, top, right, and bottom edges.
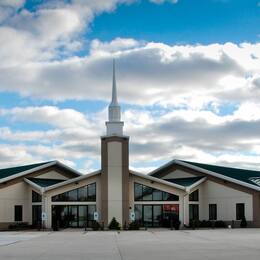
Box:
0, 61, 260, 230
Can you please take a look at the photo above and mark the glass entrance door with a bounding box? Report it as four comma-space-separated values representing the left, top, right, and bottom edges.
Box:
153, 205, 162, 227
134, 204, 179, 228
52, 205, 96, 229
143, 205, 153, 227
78, 206, 87, 227
69, 206, 78, 227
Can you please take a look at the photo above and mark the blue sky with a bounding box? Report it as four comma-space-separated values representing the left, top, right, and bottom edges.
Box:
89, 0, 260, 44
0, 0, 260, 172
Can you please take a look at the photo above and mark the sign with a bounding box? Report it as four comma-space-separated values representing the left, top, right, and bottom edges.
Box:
163, 204, 179, 213
129, 212, 135, 221
94, 211, 99, 221
41, 212, 47, 221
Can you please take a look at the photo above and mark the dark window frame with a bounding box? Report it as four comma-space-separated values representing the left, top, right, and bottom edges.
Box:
32, 190, 42, 202
236, 203, 245, 220
209, 204, 217, 220
189, 204, 199, 221
14, 205, 23, 222
51, 204, 96, 228
134, 183, 179, 202
189, 189, 199, 201
51, 183, 96, 202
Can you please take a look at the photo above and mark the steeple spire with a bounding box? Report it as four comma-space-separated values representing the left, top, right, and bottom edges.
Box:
111, 59, 118, 106
106, 59, 124, 136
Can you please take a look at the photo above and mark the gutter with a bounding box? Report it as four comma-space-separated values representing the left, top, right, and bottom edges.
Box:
24, 178, 45, 194
185, 177, 207, 193
131, 170, 186, 191
44, 170, 101, 192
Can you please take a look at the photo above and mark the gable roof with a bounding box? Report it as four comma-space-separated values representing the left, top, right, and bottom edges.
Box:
0, 160, 82, 184
27, 177, 65, 187
150, 159, 260, 192
180, 160, 260, 189
130, 170, 186, 191
0, 161, 52, 180
165, 176, 204, 187
44, 170, 101, 192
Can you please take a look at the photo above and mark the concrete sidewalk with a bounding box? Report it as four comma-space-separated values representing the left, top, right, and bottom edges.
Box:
0, 229, 259, 260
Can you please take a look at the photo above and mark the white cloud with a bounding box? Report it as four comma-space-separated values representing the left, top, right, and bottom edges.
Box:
2, 102, 260, 171
0, 106, 91, 129
1, 0, 260, 172
149, 0, 178, 4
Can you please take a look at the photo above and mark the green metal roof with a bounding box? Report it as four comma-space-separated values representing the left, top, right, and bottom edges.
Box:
180, 160, 260, 188
165, 176, 204, 187
27, 177, 65, 187
0, 161, 53, 180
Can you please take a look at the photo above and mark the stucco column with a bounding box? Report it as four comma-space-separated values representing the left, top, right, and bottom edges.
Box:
100, 136, 129, 227
41, 193, 49, 229
183, 193, 189, 226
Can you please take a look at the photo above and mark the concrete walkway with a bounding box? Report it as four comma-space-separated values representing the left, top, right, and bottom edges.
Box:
0, 229, 260, 259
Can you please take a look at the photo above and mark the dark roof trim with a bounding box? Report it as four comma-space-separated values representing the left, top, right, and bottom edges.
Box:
149, 159, 260, 192
0, 160, 82, 184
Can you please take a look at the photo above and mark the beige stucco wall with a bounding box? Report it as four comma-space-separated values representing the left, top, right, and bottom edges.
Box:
0, 182, 30, 225
198, 180, 253, 221
107, 141, 123, 225
43, 174, 100, 228
162, 169, 200, 179
36, 170, 68, 180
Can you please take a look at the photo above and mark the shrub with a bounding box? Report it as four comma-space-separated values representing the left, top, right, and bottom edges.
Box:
92, 220, 101, 231
108, 217, 120, 230
200, 220, 212, 228
174, 220, 181, 230
190, 219, 200, 229
240, 217, 247, 228
128, 221, 140, 230
215, 220, 226, 228
9, 222, 31, 230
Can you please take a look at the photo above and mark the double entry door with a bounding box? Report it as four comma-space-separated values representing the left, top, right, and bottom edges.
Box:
143, 205, 163, 227
52, 205, 96, 228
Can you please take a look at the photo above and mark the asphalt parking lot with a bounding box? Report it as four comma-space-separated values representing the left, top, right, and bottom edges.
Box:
0, 229, 260, 260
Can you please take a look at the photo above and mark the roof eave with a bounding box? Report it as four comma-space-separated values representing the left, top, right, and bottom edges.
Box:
185, 177, 207, 193
175, 160, 260, 192
148, 159, 178, 176
131, 170, 186, 191
0, 160, 83, 184
44, 170, 101, 192
0, 161, 57, 184
24, 178, 44, 194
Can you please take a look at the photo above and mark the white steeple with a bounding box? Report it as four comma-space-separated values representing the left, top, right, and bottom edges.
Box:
106, 59, 124, 136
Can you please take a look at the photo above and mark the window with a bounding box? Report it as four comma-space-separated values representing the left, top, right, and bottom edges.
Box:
153, 189, 163, 201
14, 205, 23, 222
67, 189, 78, 201
134, 204, 179, 228
209, 204, 217, 220
32, 190, 42, 202
87, 183, 96, 201
189, 204, 199, 221
52, 183, 96, 202
236, 203, 245, 220
134, 183, 179, 201
189, 189, 199, 201
52, 205, 96, 228
32, 205, 42, 227
134, 183, 143, 201
163, 192, 179, 201
142, 186, 153, 201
